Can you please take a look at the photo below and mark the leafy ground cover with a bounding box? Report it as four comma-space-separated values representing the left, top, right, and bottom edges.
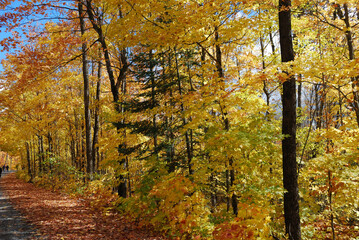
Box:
0, 172, 42, 239
0, 173, 165, 240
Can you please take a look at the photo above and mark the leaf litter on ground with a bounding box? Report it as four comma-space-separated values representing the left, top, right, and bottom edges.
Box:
0, 173, 166, 240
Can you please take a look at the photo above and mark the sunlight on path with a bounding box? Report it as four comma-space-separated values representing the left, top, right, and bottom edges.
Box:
0, 172, 44, 240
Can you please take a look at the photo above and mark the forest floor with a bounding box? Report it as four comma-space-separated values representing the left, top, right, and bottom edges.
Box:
0, 172, 165, 240
0, 171, 42, 240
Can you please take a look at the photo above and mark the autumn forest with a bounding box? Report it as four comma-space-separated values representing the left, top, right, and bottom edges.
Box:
0, 0, 358, 239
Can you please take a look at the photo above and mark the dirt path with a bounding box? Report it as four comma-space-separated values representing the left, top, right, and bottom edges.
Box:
0, 171, 43, 240
0, 172, 164, 240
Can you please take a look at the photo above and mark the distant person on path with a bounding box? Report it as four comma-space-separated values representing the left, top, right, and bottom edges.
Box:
0, 166, 2, 177
6, 165, 9, 171
2, 165, 5, 171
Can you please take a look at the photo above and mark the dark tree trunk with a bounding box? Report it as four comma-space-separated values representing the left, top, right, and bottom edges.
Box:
25, 142, 33, 181
32, 137, 36, 177
85, 0, 129, 197
229, 157, 238, 216
342, 4, 359, 127
78, 1, 93, 177
70, 136, 76, 167
215, 28, 238, 216
174, 49, 193, 175
278, 0, 301, 239
209, 171, 217, 212
47, 132, 53, 154
74, 110, 81, 170
38, 135, 44, 173
328, 170, 336, 240
163, 55, 175, 172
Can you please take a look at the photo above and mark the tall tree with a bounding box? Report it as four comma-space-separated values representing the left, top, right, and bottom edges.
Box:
78, 0, 93, 177
85, 0, 129, 197
278, 0, 301, 239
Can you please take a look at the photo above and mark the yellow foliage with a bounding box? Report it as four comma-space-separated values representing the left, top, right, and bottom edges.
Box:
149, 173, 213, 238
213, 203, 271, 239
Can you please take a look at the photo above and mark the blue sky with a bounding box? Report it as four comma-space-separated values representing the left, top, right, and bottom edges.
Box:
0, 0, 61, 71
0, 0, 23, 70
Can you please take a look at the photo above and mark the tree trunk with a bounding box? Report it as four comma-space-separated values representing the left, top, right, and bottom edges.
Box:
279, 0, 301, 239
78, 0, 93, 177
174, 49, 193, 175
32, 137, 36, 177
149, 50, 158, 154
297, 75, 302, 127
259, 34, 271, 117
74, 110, 81, 170
92, 55, 102, 172
25, 142, 33, 181
38, 135, 44, 173
85, 1, 129, 197
328, 170, 336, 240
215, 28, 238, 216
342, 4, 359, 127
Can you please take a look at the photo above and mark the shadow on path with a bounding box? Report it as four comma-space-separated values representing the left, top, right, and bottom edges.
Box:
0, 171, 43, 240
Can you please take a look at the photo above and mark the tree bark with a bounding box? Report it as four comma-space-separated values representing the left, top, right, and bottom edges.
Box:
78, 0, 93, 177
279, 0, 301, 239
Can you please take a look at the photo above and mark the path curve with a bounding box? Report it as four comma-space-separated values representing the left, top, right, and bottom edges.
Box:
0, 171, 43, 240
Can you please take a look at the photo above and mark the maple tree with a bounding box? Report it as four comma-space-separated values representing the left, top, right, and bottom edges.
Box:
279, 0, 300, 239
0, 0, 359, 239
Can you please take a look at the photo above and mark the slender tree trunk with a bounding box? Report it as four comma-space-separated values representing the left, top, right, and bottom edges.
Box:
149, 50, 158, 154
29, 139, 33, 177
81, 122, 85, 173
38, 135, 44, 173
25, 142, 33, 181
47, 132, 52, 153
297, 74, 302, 128
126, 156, 131, 197
338, 87, 343, 127
259, 33, 271, 121
174, 49, 193, 175
47, 131, 53, 174
328, 170, 336, 240
32, 137, 36, 177
209, 171, 217, 212
226, 167, 230, 212
215, 28, 238, 216
70, 136, 76, 167
74, 110, 81, 170
92, 56, 102, 172
78, 1, 93, 177
163, 55, 175, 172
85, 1, 129, 197
279, 0, 301, 239
260, 34, 270, 107
229, 157, 238, 215
342, 4, 359, 127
